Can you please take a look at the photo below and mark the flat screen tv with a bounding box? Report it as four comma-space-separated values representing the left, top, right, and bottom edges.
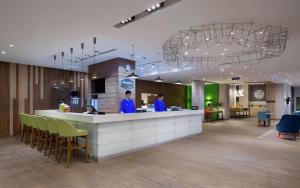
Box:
91, 78, 105, 93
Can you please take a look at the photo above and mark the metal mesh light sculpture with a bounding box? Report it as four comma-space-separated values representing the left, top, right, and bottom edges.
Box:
162, 22, 288, 71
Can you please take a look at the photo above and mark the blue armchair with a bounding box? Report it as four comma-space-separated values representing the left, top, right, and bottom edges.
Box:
276, 115, 300, 139
257, 110, 271, 127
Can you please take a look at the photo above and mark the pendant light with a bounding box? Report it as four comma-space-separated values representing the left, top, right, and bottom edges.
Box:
69, 47, 74, 83
80, 43, 85, 80
92, 37, 97, 79
61, 51, 65, 86
174, 63, 183, 85
127, 44, 139, 79
154, 52, 164, 82
53, 55, 57, 86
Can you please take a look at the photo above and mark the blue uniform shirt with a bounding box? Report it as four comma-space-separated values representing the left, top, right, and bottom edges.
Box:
120, 98, 135, 113
154, 99, 167, 112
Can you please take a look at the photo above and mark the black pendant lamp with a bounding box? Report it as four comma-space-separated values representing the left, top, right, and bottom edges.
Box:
61, 51, 65, 86
154, 52, 164, 82
80, 43, 85, 80
92, 37, 97, 79
69, 47, 74, 83
174, 63, 183, 85
53, 55, 57, 86
127, 44, 139, 79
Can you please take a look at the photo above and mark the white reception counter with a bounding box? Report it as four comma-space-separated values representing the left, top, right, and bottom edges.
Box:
35, 110, 204, 160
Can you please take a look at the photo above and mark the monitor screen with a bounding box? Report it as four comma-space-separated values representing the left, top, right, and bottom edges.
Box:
91, 78, 105, 93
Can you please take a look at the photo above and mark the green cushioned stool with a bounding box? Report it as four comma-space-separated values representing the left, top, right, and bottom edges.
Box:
56, 119, 89, 167
46, 117, 60, 159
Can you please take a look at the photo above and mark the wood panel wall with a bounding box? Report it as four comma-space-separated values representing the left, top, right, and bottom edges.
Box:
136, 80, 186, 108
0, 61, 88, 137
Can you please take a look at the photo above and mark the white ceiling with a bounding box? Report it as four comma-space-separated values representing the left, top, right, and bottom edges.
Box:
1, 0, 300, 85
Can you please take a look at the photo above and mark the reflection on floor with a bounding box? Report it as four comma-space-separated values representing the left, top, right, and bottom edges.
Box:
0, 118, 300, 188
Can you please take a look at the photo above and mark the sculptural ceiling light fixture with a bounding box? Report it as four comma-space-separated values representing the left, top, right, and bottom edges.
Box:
162, 22, 288, 71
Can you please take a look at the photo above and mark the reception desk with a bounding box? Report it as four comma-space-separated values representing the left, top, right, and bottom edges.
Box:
35, 110, 204, 160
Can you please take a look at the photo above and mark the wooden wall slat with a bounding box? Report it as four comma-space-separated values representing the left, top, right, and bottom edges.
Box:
0, 61, 87, 137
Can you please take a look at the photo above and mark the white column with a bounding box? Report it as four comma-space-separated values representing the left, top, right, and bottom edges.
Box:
191, 80, 204, 110
219, 84, 230, 119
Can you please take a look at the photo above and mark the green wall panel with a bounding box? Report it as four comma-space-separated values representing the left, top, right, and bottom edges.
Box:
185, 85, 192, 109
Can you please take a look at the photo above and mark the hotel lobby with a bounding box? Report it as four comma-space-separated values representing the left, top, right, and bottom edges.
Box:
0, 0, 300, 187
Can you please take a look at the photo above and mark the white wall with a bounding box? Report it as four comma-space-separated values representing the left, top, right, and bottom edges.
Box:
191, 81, 204, 110
293, 87, 300, 111
219, 84, 230, 119
273, 83, 291, 119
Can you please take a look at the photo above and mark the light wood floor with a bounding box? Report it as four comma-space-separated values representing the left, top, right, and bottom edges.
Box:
0, 118, 300, 188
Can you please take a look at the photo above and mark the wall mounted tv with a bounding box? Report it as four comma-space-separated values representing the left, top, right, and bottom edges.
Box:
91, 78, 105, 93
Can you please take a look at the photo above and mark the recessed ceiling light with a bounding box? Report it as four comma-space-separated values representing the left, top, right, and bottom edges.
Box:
206, 38, 210, 41
121, 20, 125, 23
259, 31, 263, 34
184, 51, 188, 56
186, 36, 190, 39
224, 48, 227, 51
128, 17, 132, 21
156, 3, 161, 8
221, 53, 225, 56
230, 32, 234, 35
9, 44, 14, 47
196, 48, 200, 51
246, 44, 250, 47
151, 5, 156, 10
1, 51, 6, 54
184, 43, 188, 46
221, 69, 225, 72
151, 64, 155, 68
147, 8, 152, 12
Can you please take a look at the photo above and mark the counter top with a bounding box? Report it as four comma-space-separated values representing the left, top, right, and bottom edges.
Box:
35, 110, 204, 124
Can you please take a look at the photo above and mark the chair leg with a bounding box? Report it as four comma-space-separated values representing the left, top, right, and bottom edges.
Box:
66, 138, 72, 167
58, 138, 64, 163
44, 133, 49, 156
84, 135, 89, 163
55, 136, 60, 160
20, 125, 25, 142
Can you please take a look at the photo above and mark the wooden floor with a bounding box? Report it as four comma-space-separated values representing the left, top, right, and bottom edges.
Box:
1, 118, 300, 188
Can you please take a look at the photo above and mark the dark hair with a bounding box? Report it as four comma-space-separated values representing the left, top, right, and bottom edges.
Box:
158, 93, 164, 98
125, 90, 132, 95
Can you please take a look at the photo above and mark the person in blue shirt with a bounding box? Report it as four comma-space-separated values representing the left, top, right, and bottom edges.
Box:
154, 93, 167, 112
120, 90, 135, 113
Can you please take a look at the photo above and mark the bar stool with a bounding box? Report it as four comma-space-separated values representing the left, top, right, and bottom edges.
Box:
29, 115, 40, 149
46, 117, 60, 159
20, 113, 31, 144
57, 119, 89, 167
36, 116, 49, 152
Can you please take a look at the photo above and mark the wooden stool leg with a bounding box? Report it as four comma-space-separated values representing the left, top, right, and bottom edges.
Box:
44, 133, 49, 156
84, 135, 89, 163
55, 136, 60, 160
66, 138, 72, 167
58, 138, 64, 163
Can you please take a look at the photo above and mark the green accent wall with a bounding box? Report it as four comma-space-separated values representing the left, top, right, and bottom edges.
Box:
204, 83, 219, 120
185, 86, 192, 109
